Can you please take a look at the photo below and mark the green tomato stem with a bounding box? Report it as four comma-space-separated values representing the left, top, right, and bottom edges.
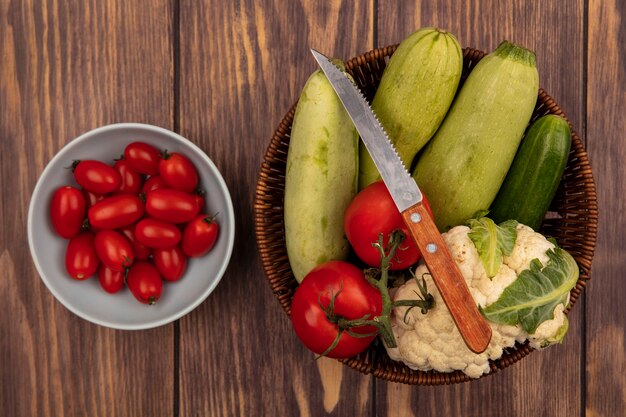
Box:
369, 231, 403, 348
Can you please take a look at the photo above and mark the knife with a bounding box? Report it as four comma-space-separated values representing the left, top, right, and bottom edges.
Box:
310, 49, 492, 354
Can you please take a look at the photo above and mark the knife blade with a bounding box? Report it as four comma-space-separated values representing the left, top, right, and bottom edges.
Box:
310, 48, 492, 354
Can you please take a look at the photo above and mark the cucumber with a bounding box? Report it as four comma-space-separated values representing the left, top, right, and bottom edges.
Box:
358, 27, 463, 189
412, 41, 539, 231
284, 64, 359, 282
490, 115, 571, 230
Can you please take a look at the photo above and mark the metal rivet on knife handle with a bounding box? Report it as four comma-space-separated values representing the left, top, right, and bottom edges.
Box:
426, 243, 437, 253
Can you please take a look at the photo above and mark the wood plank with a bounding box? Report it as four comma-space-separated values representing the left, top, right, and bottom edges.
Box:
586, 1, 626, 416
0, 1, 175, 416
177, 1, 375, 415
375, 1, 586, 415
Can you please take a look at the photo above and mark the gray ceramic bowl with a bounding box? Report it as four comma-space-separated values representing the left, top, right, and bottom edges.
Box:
28, 123, 235, 330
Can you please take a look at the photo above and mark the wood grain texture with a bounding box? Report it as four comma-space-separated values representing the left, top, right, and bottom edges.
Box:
586, 1, 626, 416
177, 0, 374, 415
1, 0, 624, 415
376, 1, 586, 416
0, 0, 175, 416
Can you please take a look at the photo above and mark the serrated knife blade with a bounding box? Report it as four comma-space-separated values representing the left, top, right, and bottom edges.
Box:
311, 48, 492, 354
310, 50, 421, 213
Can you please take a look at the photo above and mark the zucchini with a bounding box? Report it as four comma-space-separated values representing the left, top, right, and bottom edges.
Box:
284, 64, 359, 282
358, 27, 463, 189
490, 115, 571, 230
412, 41, 539, 231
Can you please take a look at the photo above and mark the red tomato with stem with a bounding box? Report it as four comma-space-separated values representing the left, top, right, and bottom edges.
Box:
123, 141, 161, 175
88, 194, 145, 229
113, 159, 143, 195
145, 189, 199, 223
159, 151, 198, 193
344, 181, 432, 270
134, 218, 182, 248
94, 230, 134, 271
50, 185, 86, 239
73, 160, 121, 194
98, 264, 125, 294
182, 214, 219, 257
290, 261, 382, 359
118, 225, 152, 261
153, 245, 187, 281
126, 262, 163, 305
141, 175, 167, 194
82, 189, 105, 208
65, 231, 99, 280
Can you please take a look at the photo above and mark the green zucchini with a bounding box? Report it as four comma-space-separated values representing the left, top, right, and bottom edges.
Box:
490, 115, 571, 230
358, 27, 463, 189
284, 64, 359, 282
412, 41, 539, 231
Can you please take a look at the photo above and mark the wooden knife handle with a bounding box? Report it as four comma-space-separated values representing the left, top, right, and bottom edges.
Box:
401, 203, 492, 353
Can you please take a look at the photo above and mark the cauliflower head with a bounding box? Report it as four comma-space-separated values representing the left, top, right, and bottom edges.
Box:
386, 222, 573, 379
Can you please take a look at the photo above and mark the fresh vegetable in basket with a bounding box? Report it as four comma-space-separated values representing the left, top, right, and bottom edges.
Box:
386, 215, 577, 378
359, 27, 463, 189
279, 28, 581, 378
344, 180, 433, 270
284, 61, 359, 283
490, 114, 572, 230
290, 232, 434, 359
413, 40, 539, 231
290, 261, 383, 359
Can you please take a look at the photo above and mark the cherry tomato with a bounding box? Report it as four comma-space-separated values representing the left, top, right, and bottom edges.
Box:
344, 181, 432, 270
126, 261, 163, 305
94, 230, 134, 271
50, 185, 86, 239
113, 159, 143, 195
119, 225, 152, 261
73, 160, 121, 194
182, 214, 219, 257
134, 218, 181, 248
159, 151, 198, 193
98, 264, 125, 294
141, 175, 167, 194
88, 194, 145, 229
65, 231, 99, 280
153, 245, 187, 281
290, 261, 382, 359
124, 142, 161, 175
145, 189, 199, 223
82, 189, 106, 208
193, 193, 205, 212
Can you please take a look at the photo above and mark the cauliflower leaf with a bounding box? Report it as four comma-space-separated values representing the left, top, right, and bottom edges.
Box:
467, 217, 518, 277
480, 247, 579, 333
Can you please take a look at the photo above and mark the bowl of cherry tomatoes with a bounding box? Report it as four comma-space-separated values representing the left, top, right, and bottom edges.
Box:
28, 123, 235, 330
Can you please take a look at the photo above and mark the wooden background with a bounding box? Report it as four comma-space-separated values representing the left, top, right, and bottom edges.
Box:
1, 0, 624, 416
